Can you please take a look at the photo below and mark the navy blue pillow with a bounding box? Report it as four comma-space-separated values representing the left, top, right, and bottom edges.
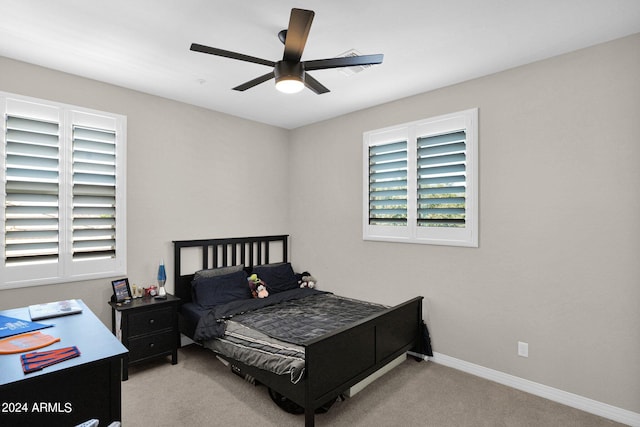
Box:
192, 269, 250, 308
251, 263, 299, 294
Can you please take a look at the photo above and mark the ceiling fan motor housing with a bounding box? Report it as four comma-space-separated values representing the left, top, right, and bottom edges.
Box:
274, 61, 305, 83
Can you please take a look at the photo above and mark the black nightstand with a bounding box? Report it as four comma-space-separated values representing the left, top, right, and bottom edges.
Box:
109, 294, 180, 380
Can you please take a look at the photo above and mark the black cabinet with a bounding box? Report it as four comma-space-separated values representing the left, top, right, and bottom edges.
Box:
109, 294, 179, 380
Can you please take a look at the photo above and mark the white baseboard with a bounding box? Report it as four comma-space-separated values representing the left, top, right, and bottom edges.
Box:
430, 352, 640, 427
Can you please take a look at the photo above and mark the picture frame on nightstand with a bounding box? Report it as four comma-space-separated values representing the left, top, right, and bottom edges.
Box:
111, 278, 132, 303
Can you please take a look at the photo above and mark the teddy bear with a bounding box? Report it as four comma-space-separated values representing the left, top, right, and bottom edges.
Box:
298, 271, 317, 289
248, 273, 269, 298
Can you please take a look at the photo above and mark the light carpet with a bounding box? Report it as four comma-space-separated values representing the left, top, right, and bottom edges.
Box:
121, 344, 623, 426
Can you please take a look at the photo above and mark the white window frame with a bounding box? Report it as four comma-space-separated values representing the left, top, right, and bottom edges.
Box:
1, 92, 127, 289
363, 108, 478, 247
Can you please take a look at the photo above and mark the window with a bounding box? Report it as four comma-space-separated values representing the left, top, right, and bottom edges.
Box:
363, 108, 478, 247
1, 92, 127, 289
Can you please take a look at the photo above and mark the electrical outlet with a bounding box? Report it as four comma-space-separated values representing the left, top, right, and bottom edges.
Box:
518, 341, 529, 357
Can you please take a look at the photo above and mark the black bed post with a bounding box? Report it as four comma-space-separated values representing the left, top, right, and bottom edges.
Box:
304, 369, 315, 427
305, 408, 315, 427
283, 237, 288, 263
173, 242, 181, 299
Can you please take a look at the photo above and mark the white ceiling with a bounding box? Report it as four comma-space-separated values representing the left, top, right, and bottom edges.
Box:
1, 1, 640, 129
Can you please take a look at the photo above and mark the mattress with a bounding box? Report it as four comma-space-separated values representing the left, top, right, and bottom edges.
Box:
182, 289, 388, 383
204, 320, 306, 383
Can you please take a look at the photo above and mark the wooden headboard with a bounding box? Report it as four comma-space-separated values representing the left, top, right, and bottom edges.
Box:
172, 235, 289, 304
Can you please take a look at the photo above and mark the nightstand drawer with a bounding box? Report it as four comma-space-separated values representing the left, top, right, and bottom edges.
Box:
128, 330, 175, 361
128, 306, 174, 336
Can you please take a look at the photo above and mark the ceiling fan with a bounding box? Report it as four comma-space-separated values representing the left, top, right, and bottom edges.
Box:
190, 8, 384, 94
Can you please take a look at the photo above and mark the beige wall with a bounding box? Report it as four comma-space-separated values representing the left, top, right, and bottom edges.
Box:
0, 57, 290, 324
1, 33, 638, 415
288, 33, 640, 412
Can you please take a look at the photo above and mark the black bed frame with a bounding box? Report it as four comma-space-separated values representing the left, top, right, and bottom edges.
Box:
173, 235, 423, 427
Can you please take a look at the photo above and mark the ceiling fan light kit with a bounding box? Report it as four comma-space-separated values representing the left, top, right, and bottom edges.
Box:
190, 8, 383, 95
274, 61, 305, 93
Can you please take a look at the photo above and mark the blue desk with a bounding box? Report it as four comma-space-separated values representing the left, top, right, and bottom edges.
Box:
0, 300, 127, 426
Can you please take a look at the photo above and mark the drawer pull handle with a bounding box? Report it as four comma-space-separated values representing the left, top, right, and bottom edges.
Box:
149, 343, 155, 348
149, 319, 155, 324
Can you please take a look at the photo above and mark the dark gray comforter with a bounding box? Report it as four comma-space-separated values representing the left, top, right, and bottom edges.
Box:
194, 288, 388, 345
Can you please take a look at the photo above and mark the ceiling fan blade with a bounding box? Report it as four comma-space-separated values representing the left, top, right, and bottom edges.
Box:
190, 43, 275, 67
282, 8, 314, 62
304, 73, 330, 95
303, 54, 384, 71
232, 71, 275, 91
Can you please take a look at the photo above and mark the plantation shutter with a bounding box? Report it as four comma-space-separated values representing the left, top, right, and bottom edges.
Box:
4, 115, 60, 265
368, 140, 408, 226
416, 131, 467, 228
364, 109, 477, 246
72, 125, 117, 261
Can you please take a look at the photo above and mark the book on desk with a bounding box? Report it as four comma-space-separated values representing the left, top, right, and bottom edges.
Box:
28, 299, 83, 321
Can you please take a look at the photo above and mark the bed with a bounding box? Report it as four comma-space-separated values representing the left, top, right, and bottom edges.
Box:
173, 235, 427, 427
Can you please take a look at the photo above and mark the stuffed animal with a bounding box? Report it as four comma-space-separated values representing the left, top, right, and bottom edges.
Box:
298, 271, 317, 289
248, 273, 269, 298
